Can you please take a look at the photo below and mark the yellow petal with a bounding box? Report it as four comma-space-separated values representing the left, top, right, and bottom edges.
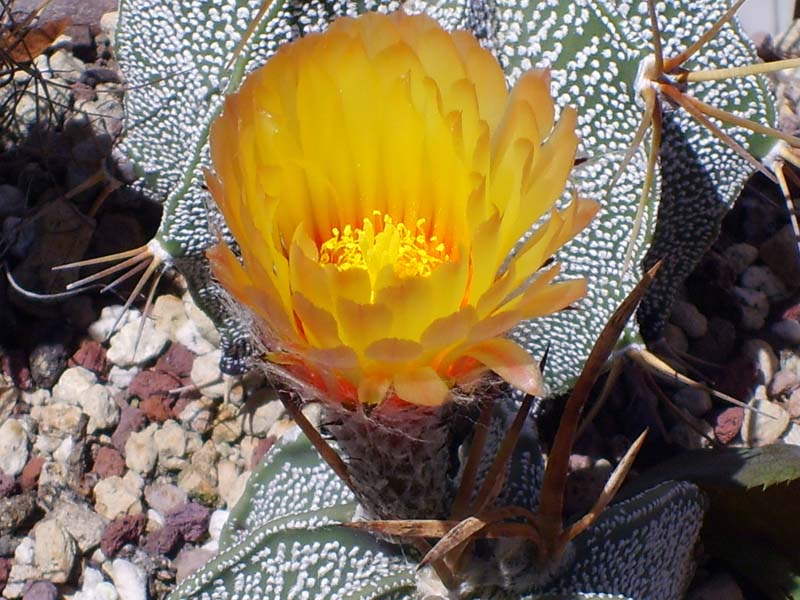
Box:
335, 297, 393, 352
358, 375, 392, 405
393, 367, 450, 406
365, 338, 424, 363
292, 291, 341, 348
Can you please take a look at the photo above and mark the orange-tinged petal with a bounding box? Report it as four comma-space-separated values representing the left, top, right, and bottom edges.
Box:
462, 338, 543, 396
420, 307, 478, 352
393, 367, 450, 406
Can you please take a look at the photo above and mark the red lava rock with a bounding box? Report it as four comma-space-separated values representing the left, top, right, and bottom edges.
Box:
142, 525, 183, 556
155, 344, 194, 378
782, 304, 800, 322
0, 351, 32, 391
22, 580, 58, 600
164, 502, 211, 543
0, 469, 17, 498
92, 447, 125, 479
18, 457, 44, 492
0, 558, 10, 590
68, 339, 109, 377
714, 407, 744, 445
100, 513, 146, 557
130, 370, 181, 402
139, 396, 172, 423
111, 406, 146, 451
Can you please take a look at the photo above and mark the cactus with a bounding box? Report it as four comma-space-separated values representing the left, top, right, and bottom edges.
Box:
108, 0, 783, 390
171, 421, 705, 600
106, 1, 787, 597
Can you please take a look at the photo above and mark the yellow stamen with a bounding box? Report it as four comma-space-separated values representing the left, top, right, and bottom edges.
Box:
319, 212, 450, 281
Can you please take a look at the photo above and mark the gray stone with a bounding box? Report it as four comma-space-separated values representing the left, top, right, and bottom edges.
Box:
772, 319, 800, 345
670, 300, 708, 338
174, 547, 214, 583
0, 185, 24, 219
143, 483, 187, 515
741, 265, 788, 300
52, 500, 107, 553
723, 243, 758, 274
150, 295, 187, 341
33, 519, 76, 583
47, 50, 85, 83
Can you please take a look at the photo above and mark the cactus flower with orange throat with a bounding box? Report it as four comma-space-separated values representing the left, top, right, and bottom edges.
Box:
206, 11, 597, 408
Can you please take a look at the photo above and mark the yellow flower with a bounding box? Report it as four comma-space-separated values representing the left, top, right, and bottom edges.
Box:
206, 11, 597, 408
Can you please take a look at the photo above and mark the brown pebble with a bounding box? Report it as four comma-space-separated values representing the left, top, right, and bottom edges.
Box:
18, 457, 44, 492
713, 407, 744, 445
68, 339, 109, 377
100, 513, 146, 557
92, 447, 126, 479
139, 396, 172, 423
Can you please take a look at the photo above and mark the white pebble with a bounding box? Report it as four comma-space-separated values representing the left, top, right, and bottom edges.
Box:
107, 319, 169, 368
0, 418, 29, 476
208, 510, 229, 541
111, 559, 148, 600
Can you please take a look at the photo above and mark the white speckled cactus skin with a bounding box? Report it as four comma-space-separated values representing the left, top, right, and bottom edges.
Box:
170, 413, 706, 600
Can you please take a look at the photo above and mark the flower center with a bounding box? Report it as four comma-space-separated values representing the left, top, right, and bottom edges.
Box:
319, 211, 449, 280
